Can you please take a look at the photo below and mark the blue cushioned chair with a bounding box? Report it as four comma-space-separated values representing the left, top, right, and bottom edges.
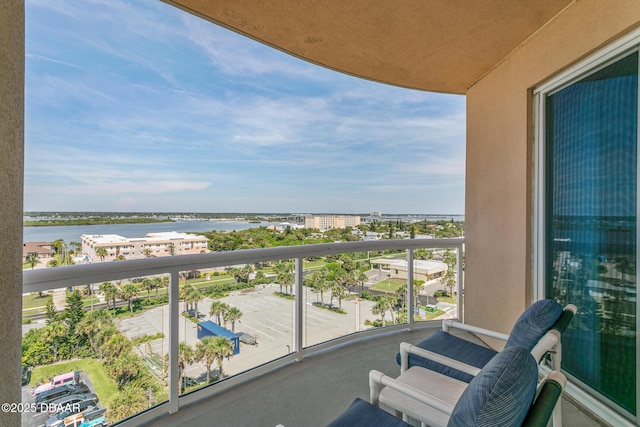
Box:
362, 346, 566, 427
398, 300, 575, 380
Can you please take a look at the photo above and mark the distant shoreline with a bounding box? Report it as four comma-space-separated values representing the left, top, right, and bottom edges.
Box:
23, 218, 175, 227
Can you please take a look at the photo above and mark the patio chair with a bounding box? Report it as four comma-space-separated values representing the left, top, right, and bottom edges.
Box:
393, 299, 576, 426
364, 346, 566, 427
397, 300, 576, 380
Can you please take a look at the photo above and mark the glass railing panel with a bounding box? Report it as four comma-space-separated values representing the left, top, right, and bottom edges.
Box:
22, 239, 464, 426
179, 263, 294, 394
303, 250, 400, 348
21, 273, 170, 427
409, 247, 460, 323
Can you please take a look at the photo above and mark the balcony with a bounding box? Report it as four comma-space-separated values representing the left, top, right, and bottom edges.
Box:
22, 238, 605, 426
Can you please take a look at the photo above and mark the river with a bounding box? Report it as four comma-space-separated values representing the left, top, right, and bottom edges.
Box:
23, 220, 282, 243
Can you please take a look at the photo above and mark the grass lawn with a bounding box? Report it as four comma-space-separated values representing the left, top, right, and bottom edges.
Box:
436, 295, 457, 304
30, 359, 118, 406
22, 293, 52, 314
423, 309, 447, 320
369, 278, 406, 294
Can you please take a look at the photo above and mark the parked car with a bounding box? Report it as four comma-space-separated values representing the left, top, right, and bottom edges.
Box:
48, 392, 98, 415
64, 408, 107, 427
44, 395, 98, 427
35, 383, 90, 408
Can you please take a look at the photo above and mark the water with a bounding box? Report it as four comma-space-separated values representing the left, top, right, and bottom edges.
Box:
23, 220, 281, 243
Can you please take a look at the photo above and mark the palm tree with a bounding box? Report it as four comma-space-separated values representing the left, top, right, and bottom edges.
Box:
99, 281, 119, 310
167, 243, 175, 255
41, 321, 69, 361
96, 247, 108, 261
395, 286, 407, 310
119, 283, 139, 315
143, 247, 152, 257
225, 307, 243, 332
195, 336, 218, 383
211, 336, 234, 379
101, 333, 132, 361
107, 385, 147, 421
274, 260, 294, 294
26, 254, 38, 269
69, 241, 82, 255
142, 278, 154, 296
188, 286, 203, 320
373, 297, 395, 326
109, 353, 143, 387
179, 283, 194, 312
209, 301, 229, 325
178, 342, 194, 394
76, 308, 112, 356
152, 276, 163, 297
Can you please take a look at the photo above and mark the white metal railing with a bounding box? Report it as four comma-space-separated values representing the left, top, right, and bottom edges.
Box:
23, 238, 464, 425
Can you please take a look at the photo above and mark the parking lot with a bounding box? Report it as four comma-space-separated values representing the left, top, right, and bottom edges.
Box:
117, 284, 377, 382
21, 372, 99, 427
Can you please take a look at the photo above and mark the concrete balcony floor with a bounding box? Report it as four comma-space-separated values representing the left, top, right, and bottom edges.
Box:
145, 327, 606, 427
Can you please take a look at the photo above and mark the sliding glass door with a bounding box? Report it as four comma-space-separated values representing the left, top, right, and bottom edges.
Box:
540, 50, 638, 418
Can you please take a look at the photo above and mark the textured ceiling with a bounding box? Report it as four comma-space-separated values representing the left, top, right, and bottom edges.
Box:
165, 0, 573, 94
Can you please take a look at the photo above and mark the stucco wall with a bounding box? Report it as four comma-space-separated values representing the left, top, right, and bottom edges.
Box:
0, 1, 24, 426
464, 0, 640, 332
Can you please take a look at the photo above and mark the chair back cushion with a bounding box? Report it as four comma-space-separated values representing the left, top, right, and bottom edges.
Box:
448, 347, 538, 427
505, 299, 563, 350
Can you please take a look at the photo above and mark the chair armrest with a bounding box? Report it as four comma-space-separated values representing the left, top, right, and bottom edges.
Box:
530, 330, 560, 362
369, 369, 455, 416
443, 320, 510, 342
400, 342, 482, 376
522, 371, 566, 427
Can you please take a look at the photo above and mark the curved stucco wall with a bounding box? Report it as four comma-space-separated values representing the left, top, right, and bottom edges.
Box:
0, 1, 24, 426
464, 0, 640, 332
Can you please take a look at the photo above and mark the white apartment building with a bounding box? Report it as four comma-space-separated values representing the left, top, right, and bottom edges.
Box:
304, 215, 361, 231
372, 258, 448, 283
81, 231, 209, 262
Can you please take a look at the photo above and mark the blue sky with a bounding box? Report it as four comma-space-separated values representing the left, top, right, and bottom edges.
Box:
24, 0, 466, 215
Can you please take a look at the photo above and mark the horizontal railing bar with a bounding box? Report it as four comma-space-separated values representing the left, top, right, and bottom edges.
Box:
23, 238, 464, 292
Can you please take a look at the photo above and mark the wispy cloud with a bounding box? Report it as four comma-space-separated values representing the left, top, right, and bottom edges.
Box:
24, 0, 466, 214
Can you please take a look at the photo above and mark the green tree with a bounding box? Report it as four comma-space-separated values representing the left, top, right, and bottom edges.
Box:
225, 307, 243, 332
274, 260, 295, 294
142, 278, 154, 296
107, 385, 147, 422
99, 281, 119, 310
178, 342, 194, 394
211, 336, 234, 379
96, 247, 108, 261
209, 301, 229, 325
230, 264, 253, 284
101, 333, 132, 361
41, 321, 69, 362
76, 309, 112, 357
63, 290, 85, 333
109, 353, 143, 388
26, 254, 38, 269
119, 283, 139, 315
372, 297, 395, 326
195, 336, 218, 384
45, 299, 58, 324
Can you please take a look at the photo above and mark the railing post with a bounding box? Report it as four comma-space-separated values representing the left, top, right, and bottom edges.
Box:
407, 249, 414, 330
168, 268, 180, 414
294, 257, 304, 358
456, 243, 464, 323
